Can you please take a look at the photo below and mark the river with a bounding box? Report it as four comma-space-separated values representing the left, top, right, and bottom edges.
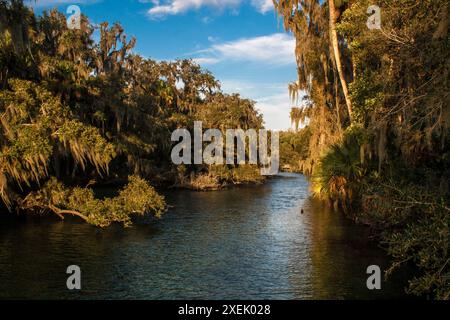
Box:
0, 173, 408, 299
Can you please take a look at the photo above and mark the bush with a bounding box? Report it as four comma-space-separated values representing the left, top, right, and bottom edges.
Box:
18, 175, 166, 227
363, 182, 450, 300
312, 134, 366, 211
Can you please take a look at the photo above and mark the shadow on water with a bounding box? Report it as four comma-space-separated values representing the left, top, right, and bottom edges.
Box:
0, 173, 409, 299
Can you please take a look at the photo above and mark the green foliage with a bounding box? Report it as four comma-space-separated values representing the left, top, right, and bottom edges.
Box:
312, 133, 366, 211
195, 93, 263, 130
279, 128, 311, 172
349, 72, 384, 125
362, 181, 450, 300
55, 120, 115, 173
275, 0, 450, 298
20, 175, 165, 228
0, 78, 115, 206
0, 1, 265, 226
175, 164, 264, 190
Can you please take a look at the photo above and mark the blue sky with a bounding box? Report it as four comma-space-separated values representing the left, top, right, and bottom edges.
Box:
28, 0, 298, 130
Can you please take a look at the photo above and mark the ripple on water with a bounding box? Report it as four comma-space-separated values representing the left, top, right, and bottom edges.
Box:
0, 173, 408, 299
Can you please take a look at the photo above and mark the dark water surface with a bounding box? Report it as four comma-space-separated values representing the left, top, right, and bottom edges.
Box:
0, 173, 408, 299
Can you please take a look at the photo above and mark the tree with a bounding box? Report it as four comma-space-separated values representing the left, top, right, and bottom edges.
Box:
276, 0, 450, 299
328, 0, 353, 120
0, 1, 267, 224
274, 0, 345, 173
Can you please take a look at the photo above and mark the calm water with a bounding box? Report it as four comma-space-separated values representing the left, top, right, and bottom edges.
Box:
0, 173, 408, 299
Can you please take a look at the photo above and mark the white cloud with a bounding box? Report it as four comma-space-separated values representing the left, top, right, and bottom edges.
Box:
221, 80, 256, 92
192, 57, 221, 65
221, 80, 295, 130
207, 36, 219, 42
147, 0, 241, 18
251, 0, 274, 14
193, 33, 295, 66
147, 0, 273, 18
201, 16, 213, 24
256, 93, 294, 131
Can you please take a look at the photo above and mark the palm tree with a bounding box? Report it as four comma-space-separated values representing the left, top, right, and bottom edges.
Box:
328, 0, 353, 121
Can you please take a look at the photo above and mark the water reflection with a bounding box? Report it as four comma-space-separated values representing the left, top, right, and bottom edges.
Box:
0, 173, 407, 299
304, 199, 408, 299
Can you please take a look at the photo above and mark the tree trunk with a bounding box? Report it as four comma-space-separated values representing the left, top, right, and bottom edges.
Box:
334, 67, 343, 135
328, 0, 353, 121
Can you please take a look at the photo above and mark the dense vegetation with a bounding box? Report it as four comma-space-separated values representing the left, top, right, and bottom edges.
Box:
0, 0, 264, 227
279, 127, 311, 172
1, 0, 448, 300
274, 0, 449, 299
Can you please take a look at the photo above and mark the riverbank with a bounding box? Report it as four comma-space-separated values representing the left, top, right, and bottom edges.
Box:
280, 150, 449, 300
